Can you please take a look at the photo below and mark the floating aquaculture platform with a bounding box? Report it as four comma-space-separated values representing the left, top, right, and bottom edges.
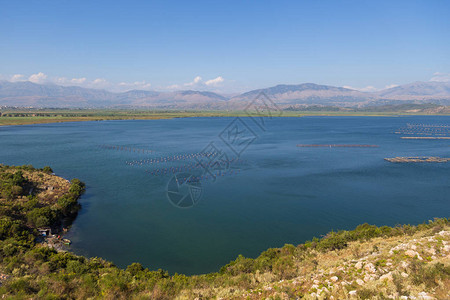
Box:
400, 137, 450, 140
126, 151, 220, 166
395, 123, 450, 136
384, 157, 450, 163
100, 144, 155, 154
296, 144, 379, 148
145, 158, 247, 176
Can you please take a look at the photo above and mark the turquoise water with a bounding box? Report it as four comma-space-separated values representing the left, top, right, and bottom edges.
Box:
0, 116, 449, 275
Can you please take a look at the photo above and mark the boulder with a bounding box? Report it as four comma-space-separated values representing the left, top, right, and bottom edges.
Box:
364, 263, 376, 273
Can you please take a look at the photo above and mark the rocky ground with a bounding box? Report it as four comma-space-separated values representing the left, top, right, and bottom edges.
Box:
240, 229, 449, 299
181, 225, 449, 300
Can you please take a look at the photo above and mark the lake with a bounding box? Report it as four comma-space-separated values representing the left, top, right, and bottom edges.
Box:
0, 116, 449, 275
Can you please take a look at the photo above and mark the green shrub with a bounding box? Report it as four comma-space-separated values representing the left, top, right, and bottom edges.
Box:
12, 171, 26, 186
66, 260, 89, 274
42, 166, 53, 174
6, 277, 36, 294
410, 261, 450, 288
126, 262, 144, 276
27, 207, 56, 228
69, 179, 85, 197
0, 217, 27, 240
317, 231, 348, 251
10, 185, 23, 197
2, 242, 18, 256
358, 288, 378, 299
57, 195, 79, 215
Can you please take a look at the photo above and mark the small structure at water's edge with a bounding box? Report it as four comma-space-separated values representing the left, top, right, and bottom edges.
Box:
38, 227, 52, 237
385, 156, 450, 163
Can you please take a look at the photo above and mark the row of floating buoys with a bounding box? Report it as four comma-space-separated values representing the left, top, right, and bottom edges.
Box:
175, 169, 242, 183
145, 158, 247, 176
406, 123, 450, 128
296, 144, 379, 148
126, 151, 222, 166
396, 124, 450, 137
400, 128, 449, 131
396, 128, 449, 133
395, 131, 449, 136
385, 156, 450, 163
100, 144, 154, 154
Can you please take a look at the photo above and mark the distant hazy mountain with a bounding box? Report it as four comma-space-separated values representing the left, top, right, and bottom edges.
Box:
229, 83, 372, 107
0, 81, 227, 108
123, 90, 229, 109
0, 80, 116, 107
375, 81, 450, 101
1, 80, 449, 108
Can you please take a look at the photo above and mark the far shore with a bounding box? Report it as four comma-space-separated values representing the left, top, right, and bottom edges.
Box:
1, 109, 449, 126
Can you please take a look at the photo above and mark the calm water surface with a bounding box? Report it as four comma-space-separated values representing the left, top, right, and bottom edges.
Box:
0, 116, 448, 274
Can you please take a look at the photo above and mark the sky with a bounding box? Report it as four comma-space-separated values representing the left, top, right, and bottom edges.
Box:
1, 0, 449, 93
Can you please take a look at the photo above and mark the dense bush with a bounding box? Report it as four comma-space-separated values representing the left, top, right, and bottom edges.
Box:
69, 178, 85, 198
57, 195, 79, 216
0, 170, 28, 200
41, 166, 53, 174
0, 217, 28, 240
27, 207, 57, 227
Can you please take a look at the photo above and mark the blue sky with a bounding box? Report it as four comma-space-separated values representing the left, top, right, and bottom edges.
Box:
1, 0, 449, 93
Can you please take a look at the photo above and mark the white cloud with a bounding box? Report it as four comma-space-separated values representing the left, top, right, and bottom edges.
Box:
343, 84, 398, 92
92, 78, 107, 85
166, 75, 226, 90
28, 72, 48, 83
71, 77, 87, 84
193, 76, 202, 84
53, 76, 112, 90
88, 78, 111, 89
183, 76, 203, 87
54, 77, 87, 85
166, 84, 181, 90
10, 74, 25, 82
384, 84, 398, 89
430, 72, 450, 82
118, 80, 152, 90
359, 86, 378, 92
4, 72, 234, 92
343, 85, 376, 92
205, 76, 224, 86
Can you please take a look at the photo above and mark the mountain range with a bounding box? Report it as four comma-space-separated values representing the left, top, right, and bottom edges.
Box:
1, 80, 450, 109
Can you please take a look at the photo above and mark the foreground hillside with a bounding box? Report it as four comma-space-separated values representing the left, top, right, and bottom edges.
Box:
0, 165, 448, 299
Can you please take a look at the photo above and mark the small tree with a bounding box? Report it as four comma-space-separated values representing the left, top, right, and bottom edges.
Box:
42, 166, 53, 174
69, 179, 85, 197
12, 171, 26, 186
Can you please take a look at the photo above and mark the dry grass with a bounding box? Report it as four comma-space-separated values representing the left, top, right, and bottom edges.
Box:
178, 225, 450, 299
1, 168, 70, 203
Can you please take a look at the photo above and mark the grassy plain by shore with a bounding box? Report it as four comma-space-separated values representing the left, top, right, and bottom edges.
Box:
1, 107, 449, 126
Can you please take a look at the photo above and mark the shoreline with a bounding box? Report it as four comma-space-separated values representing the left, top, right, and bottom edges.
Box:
1, 164, 449, 298
1, 111, 449, 126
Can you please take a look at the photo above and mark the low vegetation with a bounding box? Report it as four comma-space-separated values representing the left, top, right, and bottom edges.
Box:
0, 164, 448, 299
0, 106, 449, 126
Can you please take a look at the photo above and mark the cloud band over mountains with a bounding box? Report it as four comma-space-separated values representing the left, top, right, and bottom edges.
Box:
1, 72, 227, 93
